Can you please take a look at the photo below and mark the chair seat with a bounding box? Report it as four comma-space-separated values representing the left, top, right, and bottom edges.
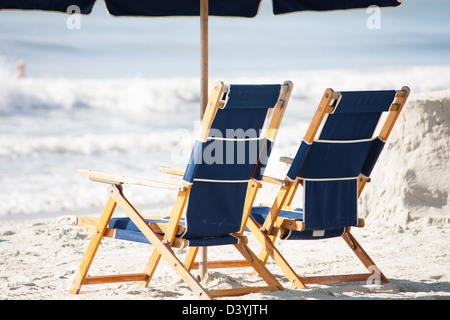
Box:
108, 217, 240, 247
250, 206, 345, 240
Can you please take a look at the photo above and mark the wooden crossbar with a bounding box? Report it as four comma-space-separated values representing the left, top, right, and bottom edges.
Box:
210, 285, 280, 298
83, 273, 149, 285
301, 273, 377, 285
61, 216, 186, 237
191, 260, 252, 270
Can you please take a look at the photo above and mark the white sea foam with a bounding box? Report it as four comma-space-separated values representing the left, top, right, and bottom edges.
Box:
1, 64, 449, 218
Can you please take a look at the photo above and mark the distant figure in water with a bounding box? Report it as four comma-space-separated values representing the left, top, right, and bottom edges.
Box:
15, 60, 26, 79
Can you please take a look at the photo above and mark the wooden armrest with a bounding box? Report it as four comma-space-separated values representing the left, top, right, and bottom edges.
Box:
258, 203, 296, 211
58, 215, 187, 248
356, 218, 365, 228
78, 170, 186, 191
159, 166, 185, 177
58, 215, 186, 236
279, 156, 293, 165
261, 176, 287, 186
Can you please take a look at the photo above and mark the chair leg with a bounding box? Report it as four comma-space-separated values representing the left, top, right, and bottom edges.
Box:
234, 243, 284, 291
342, 229, 389, 284
184, 247, 200, 271
206, 242, 284, 299
138, 249, 162, 287
109, 185, 212, 299
69, 196, 117, 294
248, 217, 390, 288
247, 217, 306, 289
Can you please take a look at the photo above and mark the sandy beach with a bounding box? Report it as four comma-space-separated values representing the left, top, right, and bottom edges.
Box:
0, 89, 449, 301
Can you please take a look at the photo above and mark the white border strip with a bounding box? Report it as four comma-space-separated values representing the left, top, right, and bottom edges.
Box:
300, 176, 359, 181
193, 178, 251, 183
314, 137, 375, 144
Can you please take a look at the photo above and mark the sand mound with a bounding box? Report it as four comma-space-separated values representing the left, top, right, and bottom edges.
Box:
359, 90, 450, 228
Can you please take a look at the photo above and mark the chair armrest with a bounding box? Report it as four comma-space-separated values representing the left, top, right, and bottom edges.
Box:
279, 156, 293, 165
261, 176, 286, 185
159, 166, 185, 176
258, 203, 297, 212
78, 170, 187, 191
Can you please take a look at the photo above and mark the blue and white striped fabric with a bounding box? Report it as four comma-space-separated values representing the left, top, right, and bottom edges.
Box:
253, 90, 396, 239
108, 84, 283, 246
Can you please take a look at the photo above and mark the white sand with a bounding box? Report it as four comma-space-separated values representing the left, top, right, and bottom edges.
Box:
0, 90, 449, 300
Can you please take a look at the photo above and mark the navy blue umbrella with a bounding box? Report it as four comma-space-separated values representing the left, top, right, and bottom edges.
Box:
1, 1, 402, 16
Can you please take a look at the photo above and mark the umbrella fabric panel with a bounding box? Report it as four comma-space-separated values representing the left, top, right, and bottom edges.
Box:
104, 0, 262, 17
272, 0, 402, 14
0, 0, 96, 14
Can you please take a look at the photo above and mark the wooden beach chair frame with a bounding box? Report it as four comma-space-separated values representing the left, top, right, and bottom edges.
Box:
244, 86, 410, 289
63, 81, 293, 299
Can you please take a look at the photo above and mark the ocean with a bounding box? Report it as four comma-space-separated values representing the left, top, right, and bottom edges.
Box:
0, 0, 449, 220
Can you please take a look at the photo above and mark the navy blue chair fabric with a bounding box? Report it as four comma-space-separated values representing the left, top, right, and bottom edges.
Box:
108, 83, 282, 247
290, 140, 375, 179
109, 216, 241, 246
319, 90, 396, 140
255, 89, 396, 236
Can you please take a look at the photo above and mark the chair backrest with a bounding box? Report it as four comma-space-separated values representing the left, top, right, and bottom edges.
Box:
286, 89, 403, 230
182, 83, 291, 238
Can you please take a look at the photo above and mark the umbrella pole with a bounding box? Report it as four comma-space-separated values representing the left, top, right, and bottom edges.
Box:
200, 0, 208, 119
199, 0, 208, 282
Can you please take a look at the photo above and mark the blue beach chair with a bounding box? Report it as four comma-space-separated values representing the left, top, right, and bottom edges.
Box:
247, 86, 410, 288
65, 81, 293, 299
